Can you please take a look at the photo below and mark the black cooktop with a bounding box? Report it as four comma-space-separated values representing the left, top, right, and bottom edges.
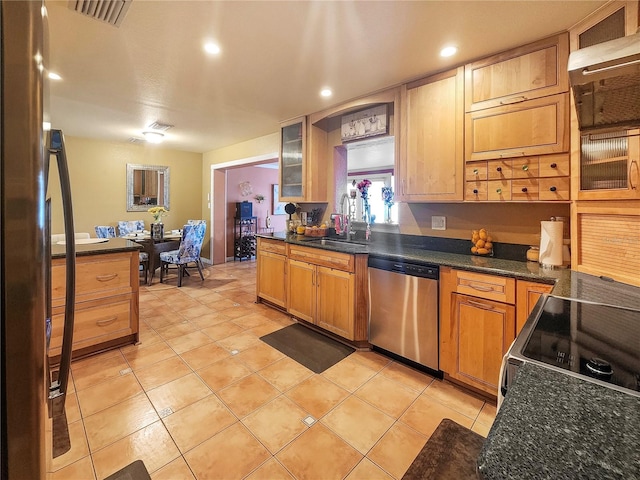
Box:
522, 296, 640, 394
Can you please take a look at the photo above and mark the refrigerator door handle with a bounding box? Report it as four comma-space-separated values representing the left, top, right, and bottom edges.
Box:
47, 130, 75, 457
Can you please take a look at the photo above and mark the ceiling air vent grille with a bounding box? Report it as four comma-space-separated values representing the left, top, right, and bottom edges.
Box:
128, 137, 145, 144
68, 0, 132, 27
147, 122, 174, 132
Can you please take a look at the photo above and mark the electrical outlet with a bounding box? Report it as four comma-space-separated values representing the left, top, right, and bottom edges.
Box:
432, 216, 446, 230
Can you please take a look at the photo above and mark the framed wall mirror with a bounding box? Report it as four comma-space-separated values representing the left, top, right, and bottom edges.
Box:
126, 164, 170, 212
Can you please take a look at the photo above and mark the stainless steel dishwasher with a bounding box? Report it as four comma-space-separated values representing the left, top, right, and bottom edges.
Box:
368, 256, 439, 371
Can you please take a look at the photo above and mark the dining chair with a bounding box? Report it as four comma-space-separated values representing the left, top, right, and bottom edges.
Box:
159, 223, 206, 287
186, 220, 207, 269
117, 220, 145, 237
98, 224, 148, 284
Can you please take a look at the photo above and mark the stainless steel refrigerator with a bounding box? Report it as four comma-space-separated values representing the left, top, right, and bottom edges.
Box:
1, 2, 76, 478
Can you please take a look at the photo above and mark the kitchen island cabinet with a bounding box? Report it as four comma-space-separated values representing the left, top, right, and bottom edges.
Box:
515, 279, 553, 334
50, 239, 140, 362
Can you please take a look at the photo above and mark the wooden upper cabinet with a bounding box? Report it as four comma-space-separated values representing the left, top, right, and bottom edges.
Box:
465, 93, 569, 162
399, 67, 464, 201
465, 33, 569, 113
279, 116, 306, 201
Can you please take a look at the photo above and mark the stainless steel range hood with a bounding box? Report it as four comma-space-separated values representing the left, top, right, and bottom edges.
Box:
569, 31, 640, 133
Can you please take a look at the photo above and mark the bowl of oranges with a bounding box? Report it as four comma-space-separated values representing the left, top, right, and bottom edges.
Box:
471, 228, 493, 256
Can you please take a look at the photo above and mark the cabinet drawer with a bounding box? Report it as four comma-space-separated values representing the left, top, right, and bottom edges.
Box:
465, 181, 488, 201
453, 270, 515, 304
52, 253, 133, 304
511, 178, 539, 201
287, 245, 354, 272
465, 93, 569, 161
258, 237, 286, 255
50, 295, 132, 351
510, 157, 539, 178
487, 160, 512, 180
538, 176, 570, 200
538, 154, 569, 177
488, 179, 512, 201
466, 162, 487, 181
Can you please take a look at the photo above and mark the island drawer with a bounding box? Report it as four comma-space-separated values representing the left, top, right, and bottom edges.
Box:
453, 269, 516, 304
287, 244, 355, 272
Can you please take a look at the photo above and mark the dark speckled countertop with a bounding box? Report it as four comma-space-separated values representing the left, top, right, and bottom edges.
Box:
51, 237, 142, 259
477, 363, 640, 480
259, 231, 640, 478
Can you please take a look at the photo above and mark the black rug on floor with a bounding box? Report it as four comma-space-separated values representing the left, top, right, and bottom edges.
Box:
402, 418, 485, 480
260, 324, 354, 373
104, 460, 151, 480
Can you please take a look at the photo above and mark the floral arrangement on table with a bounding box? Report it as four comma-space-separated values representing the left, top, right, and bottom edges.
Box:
148, 206, 168, 223
355, 179, 372, 222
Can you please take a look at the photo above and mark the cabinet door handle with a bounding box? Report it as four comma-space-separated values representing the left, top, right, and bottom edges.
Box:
473, 189, 479, 194
630, 160, 638, 190
496, 188, 502, 194
496, 167, 502, 172
96, 316, 118, 327
550, 163, 557, 169
468, 283, 494, 293
499, 95, 527, 105
522, 187, 528, 193
549, 186, 557, 192
465, 299, 499, 312
96, 273, 118, 282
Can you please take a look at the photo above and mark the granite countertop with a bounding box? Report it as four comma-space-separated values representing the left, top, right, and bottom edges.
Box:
477, 363, 640, 480
51, 237, 142, 259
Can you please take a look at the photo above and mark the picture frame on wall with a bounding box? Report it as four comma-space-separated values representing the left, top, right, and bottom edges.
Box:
272, 184, 287, 215
341, 104, 388, 143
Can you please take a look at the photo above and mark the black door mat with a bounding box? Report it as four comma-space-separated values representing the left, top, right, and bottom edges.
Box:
260, 323, 355, 374
104, 460, 151, 480
402, 418, 485, 480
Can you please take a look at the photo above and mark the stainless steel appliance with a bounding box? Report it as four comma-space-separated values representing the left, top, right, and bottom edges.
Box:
368, 257, 439, 372
499, 295, 640, 408
1, 2, 76, 477
568, 31, 640, 133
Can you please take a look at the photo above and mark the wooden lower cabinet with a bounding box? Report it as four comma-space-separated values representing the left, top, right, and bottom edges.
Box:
257, 251, 287, 308
440, 267, 516, 396
50, 251, 139, 360
515, 280, 553, 334
287, 259, 356, 340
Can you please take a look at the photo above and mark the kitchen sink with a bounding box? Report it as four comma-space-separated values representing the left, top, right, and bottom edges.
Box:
301, 238, 368, 250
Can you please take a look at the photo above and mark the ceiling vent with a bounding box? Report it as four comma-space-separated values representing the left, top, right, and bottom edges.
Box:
128, 137, 145, 144
68, 0, 132, 27
146, 121, 174, 132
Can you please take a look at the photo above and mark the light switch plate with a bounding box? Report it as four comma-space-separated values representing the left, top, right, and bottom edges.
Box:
432, 216, 446, 230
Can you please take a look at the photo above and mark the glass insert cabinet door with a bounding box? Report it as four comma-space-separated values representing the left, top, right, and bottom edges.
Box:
279, 117, 306, 199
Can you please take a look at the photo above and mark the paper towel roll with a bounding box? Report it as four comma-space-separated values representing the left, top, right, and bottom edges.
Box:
539, 221, 564, 267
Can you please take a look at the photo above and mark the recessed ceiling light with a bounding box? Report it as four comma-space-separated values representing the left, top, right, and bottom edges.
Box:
48, 72, 62, 80
204, 42, 221, 55
440, 46, 457, 58
320, 88, 332, 97
142, 131, 165, 144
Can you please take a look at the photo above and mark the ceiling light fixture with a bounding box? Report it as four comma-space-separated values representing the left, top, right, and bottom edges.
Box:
320, 88, 332, 97
204, 42, 221, 55
142, 131, 165, 144
440, 46, 458, 58
48, 72, 62, 80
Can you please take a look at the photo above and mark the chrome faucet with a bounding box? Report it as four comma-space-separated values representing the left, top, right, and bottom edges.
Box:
338, 193, 354, 240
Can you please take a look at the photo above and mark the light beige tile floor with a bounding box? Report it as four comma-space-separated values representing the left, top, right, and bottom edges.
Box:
47, 260, 496, 480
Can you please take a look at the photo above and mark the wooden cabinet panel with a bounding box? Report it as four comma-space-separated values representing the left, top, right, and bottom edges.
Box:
455, 294, 516, 392
399, 67, 464, 201
465, 33, 569, 112
539, 154, 570, 177
52, 253, 133, 306
466, 161, 487, 181
279, 117, 306, 201
511, 179, 539, 201
510, 157, 539, 179
452, 270, 516, 304
488, 179, 512, 201
538, 176, 570, 201
50, 295, 133, 354
257, 250, 287, 308
465, 180, 488, 201
288, 244, 354, 272
516, 280, 553, 334
287, 259, 315, 323
316, 267, 355, 340
487, 160, 512, 180
465, 93, 569, 162
50, 251, 139, 362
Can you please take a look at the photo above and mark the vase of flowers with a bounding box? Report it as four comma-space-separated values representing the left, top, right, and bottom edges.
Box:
148, 206, 168, 240
381, 187, 394, 223
356, 179, 372, 223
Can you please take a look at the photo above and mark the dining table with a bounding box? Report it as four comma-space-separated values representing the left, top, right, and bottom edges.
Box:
122, 231, 182, 285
